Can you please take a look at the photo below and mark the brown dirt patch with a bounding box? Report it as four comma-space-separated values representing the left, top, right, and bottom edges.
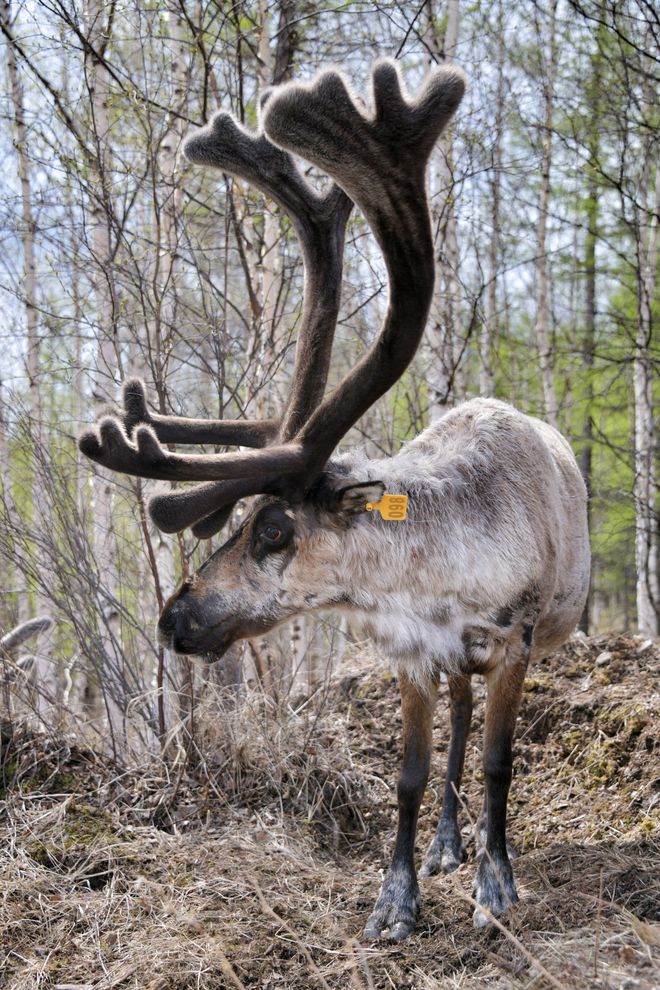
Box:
1, 633, 658, 989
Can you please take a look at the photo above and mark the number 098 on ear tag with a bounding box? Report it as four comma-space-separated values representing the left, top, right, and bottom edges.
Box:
365, 494, 408, 520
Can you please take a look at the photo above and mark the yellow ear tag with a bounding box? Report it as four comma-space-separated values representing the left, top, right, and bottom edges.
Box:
365, 494, 408, 520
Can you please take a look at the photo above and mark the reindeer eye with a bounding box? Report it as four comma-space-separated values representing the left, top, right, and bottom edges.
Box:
250, 506, 294, 560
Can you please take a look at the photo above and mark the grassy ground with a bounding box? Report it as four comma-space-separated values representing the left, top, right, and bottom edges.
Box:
1, 633, 658, 989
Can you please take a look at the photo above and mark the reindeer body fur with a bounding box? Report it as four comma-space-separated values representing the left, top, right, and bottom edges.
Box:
327, 398, 589, 682
196, 397, 587, 683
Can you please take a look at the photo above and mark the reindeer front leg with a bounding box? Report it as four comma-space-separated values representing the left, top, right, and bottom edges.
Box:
364, 672, 437, 942
420, 672, 473, 876
472, 636, 529, 927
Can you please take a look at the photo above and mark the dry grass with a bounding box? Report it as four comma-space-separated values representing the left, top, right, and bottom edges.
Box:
1, 634, 658, 989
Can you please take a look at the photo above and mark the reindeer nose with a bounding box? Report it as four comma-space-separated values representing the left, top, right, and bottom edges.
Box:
157, 602, 177, 642
158, 583, 236, 657
157, 583, 195, 651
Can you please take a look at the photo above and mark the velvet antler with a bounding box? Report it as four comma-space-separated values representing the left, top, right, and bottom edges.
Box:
79, 98, 352, 534
78, 59, 465, 536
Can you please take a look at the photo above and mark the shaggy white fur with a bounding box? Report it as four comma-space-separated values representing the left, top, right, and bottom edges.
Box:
174, 398, 589, 680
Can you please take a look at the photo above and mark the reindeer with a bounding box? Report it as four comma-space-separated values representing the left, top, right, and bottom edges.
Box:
79, 60, 590, 939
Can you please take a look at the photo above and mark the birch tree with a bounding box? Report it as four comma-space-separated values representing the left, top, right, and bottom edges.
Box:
2, 0, 55, 708
534, 0, 559, 427
83, 0, 124, 739
633, 129, 659, 636
577, 31, 602, 633
480, 0, 505, 397
424, 0, 463, 417
147, 3, 191, 743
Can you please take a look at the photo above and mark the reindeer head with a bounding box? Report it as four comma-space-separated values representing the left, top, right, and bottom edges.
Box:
78, 59, 465, 658
156, 476, 386, 656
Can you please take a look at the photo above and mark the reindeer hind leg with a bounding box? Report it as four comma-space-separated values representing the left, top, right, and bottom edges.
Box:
472, 633, 530, 927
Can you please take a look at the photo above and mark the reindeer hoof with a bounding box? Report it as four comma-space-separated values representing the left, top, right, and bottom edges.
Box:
472, 854, 518, 928
363, 870, 420, 942
363, 911, 417, 943
420, 833, 467, 877
473, 819, 517, 863
472, 906, 493, 929
364, 916, 417, 942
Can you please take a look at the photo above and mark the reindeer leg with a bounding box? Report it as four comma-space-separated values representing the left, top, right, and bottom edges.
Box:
474, 792, 516, 859
420, 673, 472, 877
364, 671, 437, 942
474, 794, 488, 856
472, 636, 529, 928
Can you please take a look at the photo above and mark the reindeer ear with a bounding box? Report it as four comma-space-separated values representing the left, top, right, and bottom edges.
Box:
314, 478, 386, 521
336, 481, 386, 516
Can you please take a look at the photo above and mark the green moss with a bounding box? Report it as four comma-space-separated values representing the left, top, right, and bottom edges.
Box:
598, 704, 646, 740
585, 752, 617, 785
61, 802, 120, 849
45, 954, 72, 978
9, 764, 81, 796
24, 802, 121, 872
558, 722, 639, 789
26, 840, 62, 868
559, 729, 584, 758
169, 870, 196, 888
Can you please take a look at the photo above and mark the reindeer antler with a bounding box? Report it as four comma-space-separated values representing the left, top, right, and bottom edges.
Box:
78, 59, 465, 536
183, 108, 353, 440
263, 60, 465, 469
79, 100, 351, 533
106, 378, 278, 448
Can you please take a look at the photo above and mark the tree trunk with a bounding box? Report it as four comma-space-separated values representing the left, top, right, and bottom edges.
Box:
578, 35, 602, 635
534, 0, 559, 428
481, 0, 505, 397
2, 0, 55, 713
85, 0, 123, 746
424, 0, 462, 418
251, 0, 290, 419
634, 152, 659, 636
156, 2, 195, 750
244, 0, 304, 695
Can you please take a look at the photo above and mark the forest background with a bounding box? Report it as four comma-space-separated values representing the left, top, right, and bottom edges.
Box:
0, 0, 657, 756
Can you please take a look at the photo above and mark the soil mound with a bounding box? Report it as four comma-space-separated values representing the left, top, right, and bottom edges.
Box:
1, 634, 658, 988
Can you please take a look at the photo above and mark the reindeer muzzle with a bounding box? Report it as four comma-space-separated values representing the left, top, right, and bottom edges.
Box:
158, 589, 234, 657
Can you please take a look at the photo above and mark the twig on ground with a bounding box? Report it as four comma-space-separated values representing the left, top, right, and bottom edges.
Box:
594, 865, 604, 977
252, 879, 333, 990
453, 887, 568, 990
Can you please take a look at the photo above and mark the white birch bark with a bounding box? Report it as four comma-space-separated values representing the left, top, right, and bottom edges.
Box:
84, 0, 123, 741
481, 1, 505, 397
634, 154, 659, 636
425, 0, 463, 419
534, 0, 559, 428
242, 0, 303, 692
156, 3, 191, 738
0, 5, 28, 632
2, 0, 55, 711
252, 0, 287, 419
